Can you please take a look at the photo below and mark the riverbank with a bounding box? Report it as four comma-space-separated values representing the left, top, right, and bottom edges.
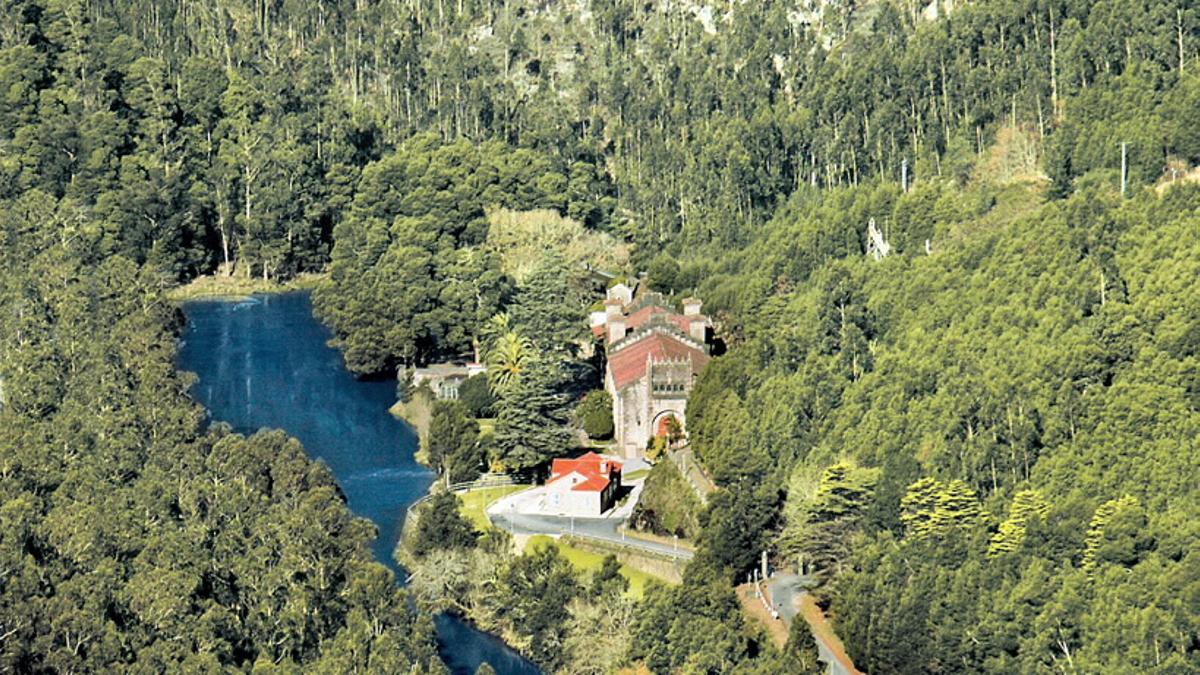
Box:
178, 292, 539, 675
167, 271, 326, 302
390, 388, 434, 463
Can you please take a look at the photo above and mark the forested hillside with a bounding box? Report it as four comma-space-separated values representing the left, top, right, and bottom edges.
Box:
2, 0, 1199, 672
0, 216, 443, 669
7, 0, 1197, 280
683, 177, 1200, 672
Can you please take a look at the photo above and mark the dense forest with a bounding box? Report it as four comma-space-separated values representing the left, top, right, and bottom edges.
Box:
0, 217, 444, 669
2, 0, 1199, 672
682, 178, 1200, 672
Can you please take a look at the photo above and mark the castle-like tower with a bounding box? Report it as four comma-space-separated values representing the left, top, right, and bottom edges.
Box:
595, 287, 712, 458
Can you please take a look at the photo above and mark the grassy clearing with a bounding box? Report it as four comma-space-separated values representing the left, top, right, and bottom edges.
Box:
524, 534, 659, 599
622, 469, 649, 482
617, 527, 696, 552
458, 485, 529, 531
167, 272, 326, 302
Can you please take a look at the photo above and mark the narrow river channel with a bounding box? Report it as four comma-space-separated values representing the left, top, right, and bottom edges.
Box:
178, 292, 539, 675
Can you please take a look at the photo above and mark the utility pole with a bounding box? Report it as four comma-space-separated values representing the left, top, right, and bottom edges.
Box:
1120, 142, 1128, 197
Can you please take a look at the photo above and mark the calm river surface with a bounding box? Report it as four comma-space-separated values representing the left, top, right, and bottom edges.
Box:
178, 292, 539, 675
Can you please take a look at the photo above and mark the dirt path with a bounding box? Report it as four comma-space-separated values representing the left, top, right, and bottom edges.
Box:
765, 575, 863, 675
736, 583, 789, 649
797, 593, 863, 675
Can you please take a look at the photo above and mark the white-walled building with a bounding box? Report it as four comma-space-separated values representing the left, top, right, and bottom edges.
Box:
544, 452, 622, 516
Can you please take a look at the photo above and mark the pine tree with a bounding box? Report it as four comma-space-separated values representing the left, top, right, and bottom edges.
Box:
509, 252, 584, 355
410, 491, 478, 557
787, 461, 879, 574
988, 489, 1049, 557
492, 356, 573, 471
427, 400, 482, 483
901, 477, 983, 542
1082, 495, 1149, 578
900, 477, 943, 541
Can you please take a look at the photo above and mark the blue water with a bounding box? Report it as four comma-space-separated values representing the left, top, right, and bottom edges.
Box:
178, 292, 539, 675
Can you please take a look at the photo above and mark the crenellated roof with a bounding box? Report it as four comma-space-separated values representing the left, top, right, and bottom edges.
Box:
608, 331, 709, 389
602, 289, 712, 390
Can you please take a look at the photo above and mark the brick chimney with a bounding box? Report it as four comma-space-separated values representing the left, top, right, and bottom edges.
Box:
682, 297, 702, 316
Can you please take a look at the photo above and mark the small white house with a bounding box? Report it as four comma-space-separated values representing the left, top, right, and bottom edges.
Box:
544, 452, 622, 516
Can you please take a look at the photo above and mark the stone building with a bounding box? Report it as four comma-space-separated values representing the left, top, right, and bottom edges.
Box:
596, 288, 712, 458
408, 362, 487, 400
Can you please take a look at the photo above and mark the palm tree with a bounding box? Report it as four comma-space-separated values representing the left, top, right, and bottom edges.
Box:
487, 331, 534, 395
478, 312, 511, 362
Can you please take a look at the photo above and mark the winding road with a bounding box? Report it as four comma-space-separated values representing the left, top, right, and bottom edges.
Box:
486, 483, 694, 561
483, 476, 857, 674
768, 574, 861, 675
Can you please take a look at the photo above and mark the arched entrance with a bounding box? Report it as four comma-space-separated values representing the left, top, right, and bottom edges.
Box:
653, 411, 683, 440
656, 414, 676, 438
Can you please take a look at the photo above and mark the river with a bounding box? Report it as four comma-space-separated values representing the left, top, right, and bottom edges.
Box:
177, 292, 539, 675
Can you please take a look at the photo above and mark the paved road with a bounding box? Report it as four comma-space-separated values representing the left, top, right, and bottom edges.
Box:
768, 574, 806, 623
487, 486, 694, 561
768, 574, 856, 675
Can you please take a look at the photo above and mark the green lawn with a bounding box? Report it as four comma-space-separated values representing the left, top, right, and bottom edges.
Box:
524, 535, 662, 599
622, 469, 649, 482
457, 485, 527, 531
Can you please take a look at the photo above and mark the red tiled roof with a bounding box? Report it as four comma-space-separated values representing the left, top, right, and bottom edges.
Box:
549, 452, 622, 492
624, 305, 694, 334
569, 473, 613, 492
551, 451, 603, 470
608, 332, 709, 390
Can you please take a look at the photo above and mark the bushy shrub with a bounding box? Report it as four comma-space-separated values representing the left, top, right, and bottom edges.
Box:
578, 389, 614, 439
459, 372, 496, 417
410, 491, 478, 557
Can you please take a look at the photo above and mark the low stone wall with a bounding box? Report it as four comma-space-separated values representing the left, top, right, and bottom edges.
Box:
564, 536, 685, 584
667, 446, 717, 502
